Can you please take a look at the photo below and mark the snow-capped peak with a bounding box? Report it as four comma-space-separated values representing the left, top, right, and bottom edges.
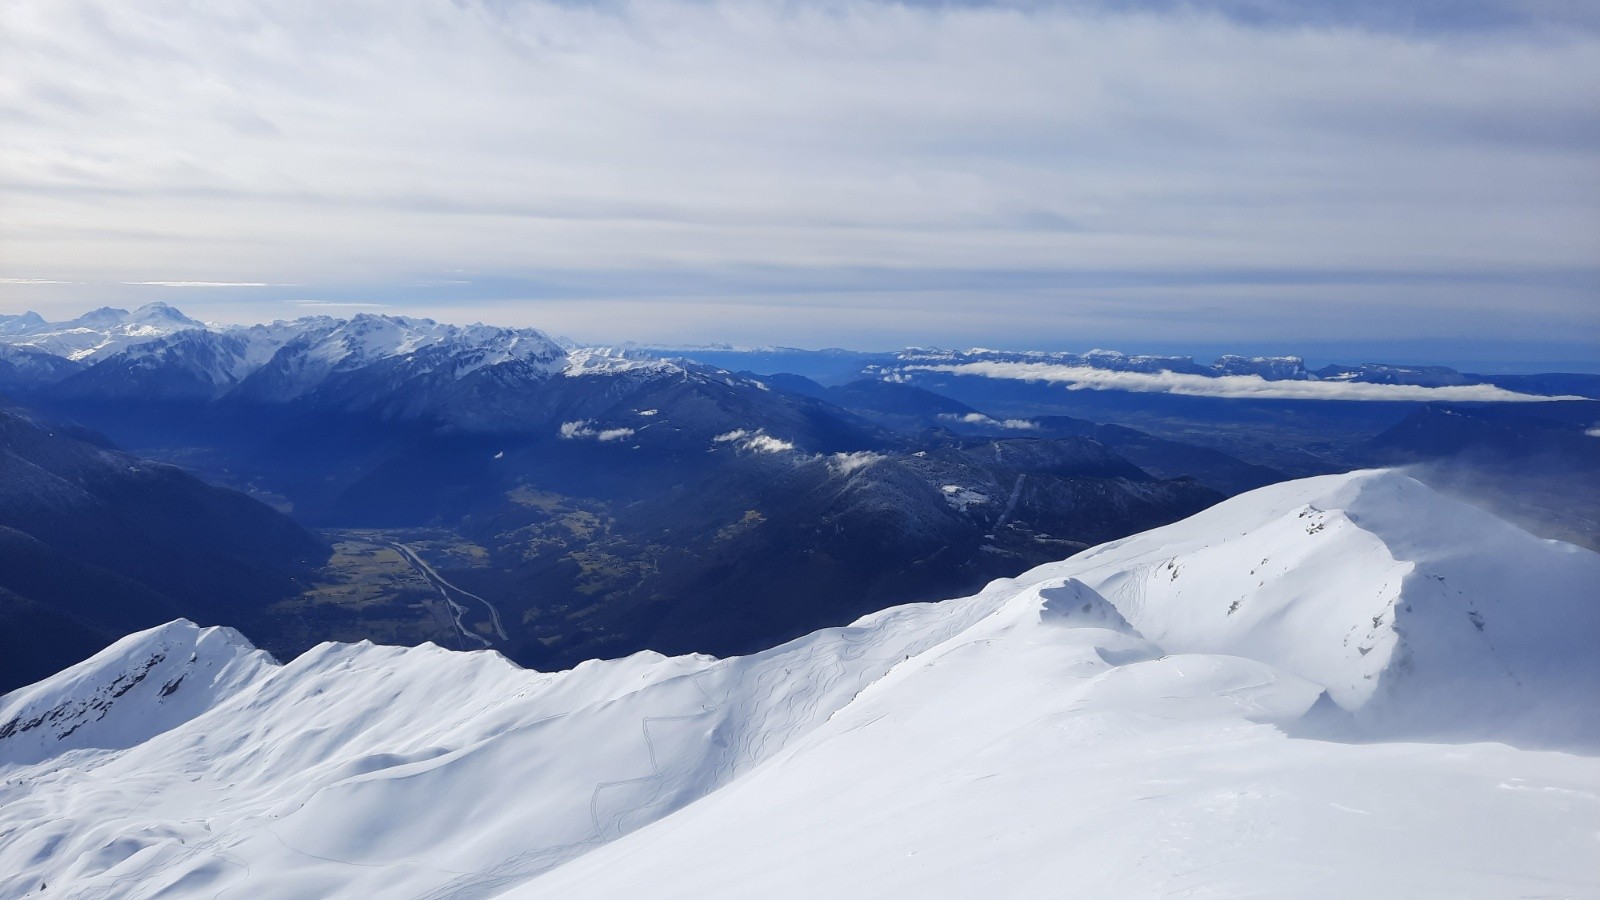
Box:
126, 301, 204, 328
0, 311, 46, 336
0, 303, 208, 361
0, 620, 272, 766
1, 306, 575, 394
562, 346, 691, 377
1015, 468, 1600, 740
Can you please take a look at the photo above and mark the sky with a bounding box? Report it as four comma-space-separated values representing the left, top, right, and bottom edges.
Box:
1, 0, 1597, 371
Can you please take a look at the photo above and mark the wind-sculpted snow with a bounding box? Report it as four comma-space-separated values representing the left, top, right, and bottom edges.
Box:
3, 471, 1597, 898
0, 586, 1001, 898
1044, 468, 1600, 745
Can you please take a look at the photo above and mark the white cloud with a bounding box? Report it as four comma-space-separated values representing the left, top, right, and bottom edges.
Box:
123, 282, 282, 288
906, 362, 1589, 403
559, 420, 635, 441
1586, 427, 1600, 438
745, 434, 796, 453
714, 428, 795, 453
938, 412, 1039, 429
828, 451, 885, 476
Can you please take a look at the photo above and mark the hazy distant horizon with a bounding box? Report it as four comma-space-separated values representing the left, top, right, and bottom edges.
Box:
7, 297, 1596, 375
4, 0, 1597, 374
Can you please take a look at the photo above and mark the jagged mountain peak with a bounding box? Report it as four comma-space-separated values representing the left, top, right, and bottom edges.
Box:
0, 619, 272, 766
0, 303, 207, 362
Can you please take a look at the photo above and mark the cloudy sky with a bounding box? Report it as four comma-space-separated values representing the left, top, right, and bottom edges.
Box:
2, 0, 1597, 369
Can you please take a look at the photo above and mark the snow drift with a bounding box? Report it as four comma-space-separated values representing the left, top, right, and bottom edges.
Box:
2, 469, 1597, 899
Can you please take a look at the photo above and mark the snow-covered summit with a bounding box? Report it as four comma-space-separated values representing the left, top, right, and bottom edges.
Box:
562, 346, 695, 378
0, 310, 46, 336
0, 302, 207, 361
251, 314, 567, 397
1014, 468, 1600, 743
0, 620, 272, 767
2, 470, 1596, 898
5, 306, 578, 401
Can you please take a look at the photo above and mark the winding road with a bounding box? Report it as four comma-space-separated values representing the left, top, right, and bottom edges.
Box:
386, 542, 508, 648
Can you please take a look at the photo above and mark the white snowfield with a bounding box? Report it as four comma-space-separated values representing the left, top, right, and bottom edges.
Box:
2, 470, 1598, 899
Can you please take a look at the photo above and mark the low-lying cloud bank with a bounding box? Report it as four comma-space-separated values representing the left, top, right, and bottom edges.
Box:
905, 362, 1588, 403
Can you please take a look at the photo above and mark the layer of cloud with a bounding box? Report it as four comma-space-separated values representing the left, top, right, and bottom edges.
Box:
559, 420, 635, 441
1, 0, 1595, 354
122, 281, 283, 288
827, 451, 885, 476
907, 362, 1589, 403
939, 412, 1039, 429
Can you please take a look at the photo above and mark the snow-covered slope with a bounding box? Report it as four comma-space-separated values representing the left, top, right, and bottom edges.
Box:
0, 303, 205, 361
0, 621, 273, 767
48, 329, 304, 400
4, 307, 575, 404
206, 315, 568, 402
2, 471, 1596, 899
1044, 468, 1600, 744
0, 343, 82, 390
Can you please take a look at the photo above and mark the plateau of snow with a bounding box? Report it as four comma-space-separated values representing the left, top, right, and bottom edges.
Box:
2, 470, 1597, 899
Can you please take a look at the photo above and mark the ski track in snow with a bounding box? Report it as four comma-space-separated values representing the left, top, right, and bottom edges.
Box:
415, 607, 983, 900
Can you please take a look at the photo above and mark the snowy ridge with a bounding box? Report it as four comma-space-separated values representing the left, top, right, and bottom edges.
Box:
0, 621, 273, 767
0, 303, 205, 362
562, 347, 691, 378
1044, 469, 1600, 740
240, 315, 567, 400
2, 470, 1597, 898
0, 343, 81, 386
2, 307, 574, 400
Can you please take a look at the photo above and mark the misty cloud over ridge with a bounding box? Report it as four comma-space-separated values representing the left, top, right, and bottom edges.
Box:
904, 361, 1590, 403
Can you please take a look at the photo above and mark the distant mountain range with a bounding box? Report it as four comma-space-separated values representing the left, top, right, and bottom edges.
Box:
0, 305, 1242, 686
7, 304, 1597, 399
2, 304, 1594, 688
